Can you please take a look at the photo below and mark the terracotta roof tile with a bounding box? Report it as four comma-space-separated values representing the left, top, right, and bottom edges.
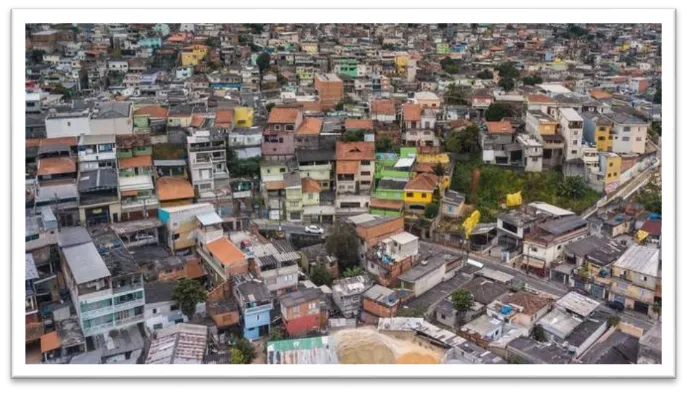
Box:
503, 292, 554, 316
413, 162, 435, 174
403, 104, 422, 122
134, 105, 168, 118
26, 138, 42, 148
37, 157, 76, 176
336, 160, 360, 175
268, 107, 301, 124
206, 237, 245, 267
214, 109, 234, 125
301, 177, 322, 193
191, 115, 207, 127
300, 101, 323, 113
486, 121, 514, 134
296, 117, 322, 135
185, 258, 206, 279
40, 331, 61, 353
371, 99, 396, 115
40, 137, 78, 147
119, 155, 153, 169
640, 220, 661, 235
370, 198, 404, 210
344, 119, 374, 131
405, 173, 439, 192
590, 89, 613, 100
527, 94, 554, 103
336, 141, 375, 161
264, 180, 285, 191
156, 177, 195, 201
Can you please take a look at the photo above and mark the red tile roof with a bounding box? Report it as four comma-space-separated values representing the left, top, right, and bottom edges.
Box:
301, 177, 322, 193
640, 220, 661, 236
344, 119, 374, 131
119, 155, 153, 169
40, 331, 61, 353
268, 107, 301, 124
214, 109, 234, 125
403, 104, 422, 122
264, 180, 285, 191
134, 105, 168, 118
296, 117, 323, 135
371, 99, 396, 115
156, 177, 195, 201
336, 141, 375, 161
527, 94, 554, 103
206, 238, 246, 267
37, 157, 76, 176
405, 173, 439, 192
486, 121, 514, 134
40, 137, 77, 147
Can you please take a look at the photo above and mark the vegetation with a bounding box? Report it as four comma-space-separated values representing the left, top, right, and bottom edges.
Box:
476, 69, 494, 79
433, 163, 447, 178
29, 49, 45, 64
653, 82, 662, 104
608, 315, 621, 327
508, 356, 524, 364
232, 337, 255, 364
531, 325, 547, 342
424, 202, 439, 219
310, 265, 334, 287
498, 77, 515, 91
268, 327, 285, 342
397, 307, 425, 318
52, 84, 73, 100
635, 180, 661, 214
343, 266, 363, 278
265, 102, 275, 113
153, 143, 186, 160
648, 120, 661, 143
522, 75, 543, 86
444, 84, 469, 105
230, 348, 246, 364
256, 52, 271, 89
341, 129, 365, 142
450, 157, 602, 222
484, 103, 513, 121
228, 155, 261, 179
325, 222, 361, 273
557, 176, 588, 200
171, 278, 207, 320
375, 136, 394, 153
445, 124, 481, 155
440, 57, 460, 74
495, 62, 520, 79
451, 289, 474, 312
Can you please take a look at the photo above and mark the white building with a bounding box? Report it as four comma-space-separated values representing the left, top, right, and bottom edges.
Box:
559, 108, 584, 161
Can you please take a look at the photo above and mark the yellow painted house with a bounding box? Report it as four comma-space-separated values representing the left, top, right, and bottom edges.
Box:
233, 106, 254, 127
600, 152, 621, 184
404, 172, 439, 208
595, 124, 613, 152
415, 152, 452, 190
180, 44, 208, 66
395, 52, 409, 74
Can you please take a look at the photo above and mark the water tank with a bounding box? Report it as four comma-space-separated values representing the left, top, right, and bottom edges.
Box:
500, 305, 513, 315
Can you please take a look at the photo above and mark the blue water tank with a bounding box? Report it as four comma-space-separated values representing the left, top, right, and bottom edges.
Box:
500, 305, 513, 314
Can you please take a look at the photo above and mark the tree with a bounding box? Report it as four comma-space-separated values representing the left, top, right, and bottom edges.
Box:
51, 84, 73, 100
484, 103, 512, 121
424, 202, 439, 219
433, 163, 447, 178
531, 325, 547, 342
440, 57, 460, 74
495, 62, 519, 79
557, 176, 587, 199
636, 181, 661, 214
608, 315, 621, 328
268, 327, 285, 342
171, 278, 207, 320
29, 49, 45, 64
375, 136, 394, 153
256, 52, 271, 90
310, 265, 333, 287
445, 124, 481, 155
343, 266, 363, 278
476, 69, 494, 80
648, 120, 661, 143
498, 77, 515, 91
450, 289, 473, 312
522, 75, 543, 86
653, 82, 662, 104
230, 348, 246, 364
233, 337, 255, 364
325, 222, 361, 272
341, 129, 365, 142
444, 84, 468, 105
265, 102, 275, 113
508, 356, 524, 364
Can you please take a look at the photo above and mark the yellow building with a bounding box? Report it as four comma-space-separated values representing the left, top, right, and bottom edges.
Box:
595, 124, 613, 152
600, 152, 621, 184
301, 42, 318, 54
180, 45, 208, 67
415, 152, 451, 190
404, 172, 439, 211
233, 106, 254, 127
395, 52, 409, 74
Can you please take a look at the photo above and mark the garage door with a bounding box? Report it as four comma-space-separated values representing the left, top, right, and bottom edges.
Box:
634, 301, 650, 315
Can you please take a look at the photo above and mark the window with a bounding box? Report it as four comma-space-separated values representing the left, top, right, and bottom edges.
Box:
530, 247, 538, 252
153, 323, 163, 330
361, 180, 371, 185
285, 125, 295, 131
636, 137, 643, 141
623, 126, 631, 132
571, 150, 577, 155
609, 162, 613, 167
573, 140, 578, 145
622, 137, 630, 142
406, 192, 414, 198
170, 304, 179, 311
643, 276, 648, 282
274, 125, 281, 131
67, 121, 71, 127
361, 160, 371, 166
532, 157, 539, 162
421, 193, 427, 198
152, 308, 158, 314
557, 245, 562, 250
173, 234, 180, 240
280, 168, 286, 173
361, 171, 371, 176
25, 234, 39, 242
598, 136, 606, 141
308, 194, 314, 200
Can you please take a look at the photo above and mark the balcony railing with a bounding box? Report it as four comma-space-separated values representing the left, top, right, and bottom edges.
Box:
81, 305, 114, 320
113, 283, 144, 295
244, 303, 273, 315
115, 313, 145, 327
114, 298, 145, 312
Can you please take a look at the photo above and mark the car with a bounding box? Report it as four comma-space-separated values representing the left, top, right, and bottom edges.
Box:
608, 301, 625, 312
304, 225, 324, 234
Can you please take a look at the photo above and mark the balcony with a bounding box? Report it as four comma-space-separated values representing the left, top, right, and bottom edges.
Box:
114, 298, 145, 312
114, 313, 145, 327
78, 150, 117, 163
113, 282, 144, 296
81, 305, 115, 320
120, 197, 159, 212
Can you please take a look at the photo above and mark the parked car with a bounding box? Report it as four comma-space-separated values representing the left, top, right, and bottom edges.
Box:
304, 225, 324, 234
608, 301, 625, 312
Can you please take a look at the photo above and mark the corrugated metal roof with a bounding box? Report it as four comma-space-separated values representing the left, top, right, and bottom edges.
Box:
62, 242, 110, 284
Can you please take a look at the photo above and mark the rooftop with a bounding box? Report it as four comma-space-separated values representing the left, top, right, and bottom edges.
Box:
398, 253, 457, 283
61, 242, 110, 284
336, 141, 375, 161
555, 292, 600, 317
508, 336, 573, 364
267, 336, 338, 364
206, 237, 246, 267
156, 177, 195, 201
279, 287, 323, 308
580, 330, 639, 364
78, 168, 118, 192
613, 244, 660, 277
363, 284, 398, 307
268, 107, 301, 124
332, 275, 371, 297
295, 117, 323, 135
88, 225, 141, 278
145, 323, 208, 364
486, 121, 514, 134
144, 280, 177, 304
461, 277, 510, 305
37, 157, 76, 176
539, 308, 583, 338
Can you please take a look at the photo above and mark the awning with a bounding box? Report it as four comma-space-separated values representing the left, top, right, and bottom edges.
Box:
522, 259, 546, 269
41, 331, 61, 353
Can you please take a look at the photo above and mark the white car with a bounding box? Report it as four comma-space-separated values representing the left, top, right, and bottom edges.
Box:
304, 225, 324, 234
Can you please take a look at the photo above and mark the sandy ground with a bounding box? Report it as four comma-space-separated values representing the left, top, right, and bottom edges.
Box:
332, 326, 443, 364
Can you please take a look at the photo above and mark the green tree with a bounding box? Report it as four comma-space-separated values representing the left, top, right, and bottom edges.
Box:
557, 176, 587, 199
532, 325, 547, 342
433, 162, 447, 178
445, 84, 468, 105
476, 69, 494, 79
495, 62, 519, 79
445, 124, 481, 154
508, 356, 524, 364
310, 265, 333, 287
451, 289, 474, 312
375, 136, 394, 153
233, 337, 255, 364
52, 84, 73, 100
268, 327, 285, 342
424, 202, 439, 219
341, 129, 365, 142
636, 181, 661, 214
498, 77, 515, 91
256, 53, 271, 90
265, 102, 275, 113
522, 75, 543, 86
653, 82, 661, 104
171, 278, 207, 320
608, 315, 621, 327
484, 103, 512, 121
230, 348, 246, 364
326, 222, 361, 272
29, 49, 45, 64
343, 266, 363, 278
440, 57, 459, 74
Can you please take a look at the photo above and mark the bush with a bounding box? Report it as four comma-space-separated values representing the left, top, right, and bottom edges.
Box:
451, 289, 473, 312
424, 202, 439, 219
476, 69, 494, 79
484, 103, 513, 121
233, 337, 255, 364
310, 265, 333, 287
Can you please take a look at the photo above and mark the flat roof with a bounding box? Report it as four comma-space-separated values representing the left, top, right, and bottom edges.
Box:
528, 202, 574, 217
398, 253, 456, 283
539, 308, 583, 338
62, 242, 111, 284
613, 244, 660, 276
389, 231, 418, 245
556, 292, 600, 317
196, 211, 223, 226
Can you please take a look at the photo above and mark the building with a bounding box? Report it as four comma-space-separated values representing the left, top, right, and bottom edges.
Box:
604, 112, 649, 155
516, 134, 544, 172
283, 171, 304, 222
279, 288, 327, 337
403, 173, 439, 217
156, 177, 195, 208
609, 244, 660, 316
331, 275, 372, 318
398, 253, 458, 298
638, 321, 662, 364
559, 108, 584, 161
145, 323, 208, 364
486, 291, 554, 333
582, 112, 613, 152
440, 190, 465, 219
144, 281, 185, 332
313, 73, 343, 110
481, 121, 518, 166
187, 130, 229, 196
233, 274, 273, 341
335, 142, 375, 213
506, 336, 573, 364
78, 168, 120, 225
370, 99, 397, 123
263, 107, 303, 159
90, 102, 134, 135
522, 215, 588, 276
362, 284, 400, 320
77, 134, 117, 172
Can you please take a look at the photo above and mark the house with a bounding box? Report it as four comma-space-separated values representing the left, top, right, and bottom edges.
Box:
299, 243, 339, 279
604, 112, 649, 155
294, 117, 323, 150
263, 107, 303, 159
284, 171, 304, 222
506, 336, 573, 364
228, 127, 263, 159
145, 323, 208, 364
581, 112, 613, 152
554, 292, 601, 319
486, 291, 554, 333
516, 133, 544, 172
370, 99, 396, 123
398, 252, 458, 298
402, 103, 422, 130
462, 277, 510, 313
78, 168, 120, 225
90, 102, 134, 135
187, 130, 229, 196
237, 235, 301, 295
565, 237, 626, 299
266, 336, 339, 364
336, 141, 375, 198
279, 288, 327, 338
233, 274, 273, 341
481, 121, 517, 166
156, 177, 195, 208
537, 308, 583, 343
205, 281, 241, 332
565, 312, 611, 357
522, 215, 589, 276
471, 89, 494, 110
559, 108, 585, 161
144, 281, 186, 333
415, 91, 441, 109
579, 330, 639, 364
362, 285, 400, 321
637, 321, 662, 364
459, 314, 505, 347
77, 134, 116, 172
40, 317, 86, 363
313, 73, 343, 110
347, 214, 405, 253
331, 275, 373, 318
153, 160, 188, 180
609, 244, 660, 316
403, 173, 439, 217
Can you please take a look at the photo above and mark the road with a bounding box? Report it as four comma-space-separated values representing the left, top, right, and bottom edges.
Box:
422, 241, 656, 332
252, 219, 328, 237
